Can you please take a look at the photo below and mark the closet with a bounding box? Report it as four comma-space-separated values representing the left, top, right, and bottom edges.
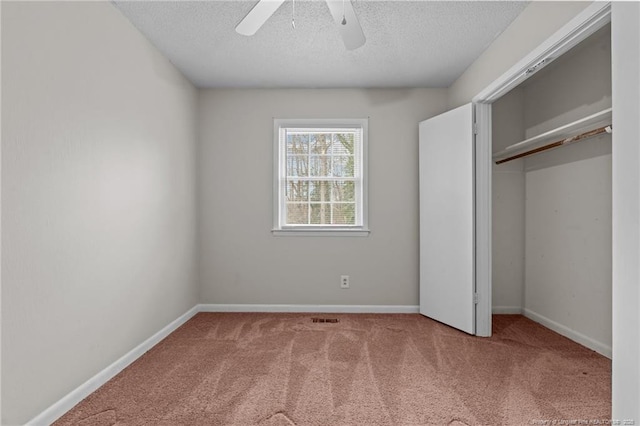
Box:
491, 24, 612, 357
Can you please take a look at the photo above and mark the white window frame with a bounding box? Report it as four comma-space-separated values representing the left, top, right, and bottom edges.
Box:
272, 118, 369, 236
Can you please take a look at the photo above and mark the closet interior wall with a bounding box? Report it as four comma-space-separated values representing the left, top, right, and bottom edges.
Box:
492, 25, 612, 356
492, 89, 526, 314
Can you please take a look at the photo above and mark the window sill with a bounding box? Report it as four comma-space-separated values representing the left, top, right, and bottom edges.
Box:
272, 228, 370, 237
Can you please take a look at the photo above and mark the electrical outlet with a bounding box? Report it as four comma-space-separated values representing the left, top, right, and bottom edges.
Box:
340, 275, 350, 289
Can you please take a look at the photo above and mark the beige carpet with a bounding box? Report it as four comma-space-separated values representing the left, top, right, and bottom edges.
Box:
54, 314, 611, 425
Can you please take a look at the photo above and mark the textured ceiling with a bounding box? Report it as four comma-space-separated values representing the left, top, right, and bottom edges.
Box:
112, 0, 529, 88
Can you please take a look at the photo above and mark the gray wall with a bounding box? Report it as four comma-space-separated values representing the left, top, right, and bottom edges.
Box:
611, 2, 640, 419
198, 89, 447, 307
522, 27, 612, 354
448, 1, 592, 109
449, 0, 640, 418
4, 0, 637, 423
491, 26, 612, 355
1, 2, 199, 424
491, 89, 525, 312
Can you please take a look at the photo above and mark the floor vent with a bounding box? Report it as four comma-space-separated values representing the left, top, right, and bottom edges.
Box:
311, 318, 339, 323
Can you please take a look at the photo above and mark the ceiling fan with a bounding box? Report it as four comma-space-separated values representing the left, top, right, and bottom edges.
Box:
235, 0, 366, 50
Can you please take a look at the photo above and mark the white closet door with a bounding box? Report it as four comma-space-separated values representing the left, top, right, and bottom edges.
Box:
419, 103, 475, 335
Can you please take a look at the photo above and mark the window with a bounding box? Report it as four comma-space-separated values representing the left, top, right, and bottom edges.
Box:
273, 118, 368, 235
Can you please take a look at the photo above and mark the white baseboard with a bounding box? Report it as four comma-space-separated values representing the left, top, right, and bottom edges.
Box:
523, 308, 612, 359
26, 303, 418, 425
492, 306, 523, 314
25, 302, 613, 425
198, 303, 420, 314
25, 302, 612, 425
27, 305, 200, 426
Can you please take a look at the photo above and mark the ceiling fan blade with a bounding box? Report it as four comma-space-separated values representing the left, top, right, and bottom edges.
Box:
236, 0, 287, 36
325, 0, 366, 50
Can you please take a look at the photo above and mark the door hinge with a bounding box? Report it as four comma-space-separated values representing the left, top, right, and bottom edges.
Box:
474, 293, 479, 304
473, 123, 478, 135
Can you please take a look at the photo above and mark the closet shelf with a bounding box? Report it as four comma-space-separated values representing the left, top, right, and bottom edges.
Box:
492, 108, 612, 164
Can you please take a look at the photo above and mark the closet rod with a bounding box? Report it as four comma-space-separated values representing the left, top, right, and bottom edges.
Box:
495, 125, 612, 164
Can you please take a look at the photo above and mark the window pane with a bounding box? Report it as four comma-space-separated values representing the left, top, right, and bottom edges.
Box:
310, 203, 331, 225
309, 180, 331, 202
310, 156, 331, 177
287, 133, 308, 155
286, 180, 308, 202
310, 134, 332, 154
286, 203, 308, 224
287, 155, 308, 177
332, 156, 354, 177
332, 181, 355, 202
333, 133, 354, 155
332, 203, 356, 225
276, 121, 366, 231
